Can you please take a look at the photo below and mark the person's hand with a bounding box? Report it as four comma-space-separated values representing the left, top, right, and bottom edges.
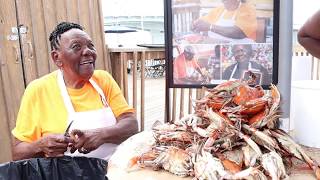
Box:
69, 129, 104, 154
192, 19, 211, 32
36, 134, 73, 157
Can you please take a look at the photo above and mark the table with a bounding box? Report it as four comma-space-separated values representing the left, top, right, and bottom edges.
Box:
107, 132, 319, 180
107, 131, 192, 180
107, 166, 191, 180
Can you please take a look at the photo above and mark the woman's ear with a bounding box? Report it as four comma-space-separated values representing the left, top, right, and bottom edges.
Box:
51, 50, 62, 67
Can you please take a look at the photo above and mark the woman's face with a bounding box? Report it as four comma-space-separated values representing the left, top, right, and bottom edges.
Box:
57, 29, 97, 82
222, 0, 240, 10
232, 45, 248, 62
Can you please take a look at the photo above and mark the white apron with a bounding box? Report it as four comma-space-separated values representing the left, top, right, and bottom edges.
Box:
185, 59, 196, 78
57, 70, 118, 160
208, 3, 255, 43
229, 61, 261, 82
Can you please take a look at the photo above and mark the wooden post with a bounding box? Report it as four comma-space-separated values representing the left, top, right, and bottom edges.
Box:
179, 88, 185, 119
123, 53, 128, 101
133, 52, 138, 111
188, 89, 193, 114
172, 88, 177, 123
140, 51, 146, 131
119, 52, 125, 94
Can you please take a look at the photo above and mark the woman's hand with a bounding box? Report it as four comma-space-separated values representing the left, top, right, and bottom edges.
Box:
67, 112, 138, 154
36, 134, 73, 157
192, 19, 211, 32
69, 129, 104, 154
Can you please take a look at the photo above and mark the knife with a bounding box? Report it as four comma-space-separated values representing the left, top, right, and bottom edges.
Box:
64, 120, 74, 137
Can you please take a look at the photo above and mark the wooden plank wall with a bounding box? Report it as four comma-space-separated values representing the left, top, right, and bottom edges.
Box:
0, 0, 26, 163
17, 0, 110, 84
0, 0, 109, 163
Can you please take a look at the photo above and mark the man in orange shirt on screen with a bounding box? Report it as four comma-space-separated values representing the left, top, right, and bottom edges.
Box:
173, 45, 205, 84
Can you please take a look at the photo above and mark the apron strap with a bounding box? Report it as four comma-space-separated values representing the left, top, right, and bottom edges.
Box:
230, 64, 238, 79
58, 70, 76, 115
58, 70, 110, 117
89, 79, 109, 107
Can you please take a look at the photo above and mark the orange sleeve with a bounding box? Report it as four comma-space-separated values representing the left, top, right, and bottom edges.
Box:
173, 56, 179, 78
11, 82, 42, 142
174, 54, 187, 79
94, 70, 134, 118
235, 3, 257, 40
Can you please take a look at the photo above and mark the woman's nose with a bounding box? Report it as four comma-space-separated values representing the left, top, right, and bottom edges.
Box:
83, 46, 96, 56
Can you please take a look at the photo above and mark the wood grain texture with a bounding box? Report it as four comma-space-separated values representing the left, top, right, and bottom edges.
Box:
0, 0, 110, 163
0, 0, 25, 163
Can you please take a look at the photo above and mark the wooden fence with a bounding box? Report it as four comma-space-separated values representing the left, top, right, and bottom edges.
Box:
0, 0, 110, 163
108, 47, 166, 130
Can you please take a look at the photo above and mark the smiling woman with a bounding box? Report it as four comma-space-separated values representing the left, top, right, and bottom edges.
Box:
222, 44, 271, 85
11, 22, 138, 161
51, 28, 97, 88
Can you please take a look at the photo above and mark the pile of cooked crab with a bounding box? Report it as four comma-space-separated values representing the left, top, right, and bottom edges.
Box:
127, 73, 320, 180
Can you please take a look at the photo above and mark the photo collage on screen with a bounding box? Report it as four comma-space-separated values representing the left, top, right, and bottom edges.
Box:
171, 0, 275, 86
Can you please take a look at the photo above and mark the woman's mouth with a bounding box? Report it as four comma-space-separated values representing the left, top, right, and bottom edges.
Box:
79, 60, 94, 65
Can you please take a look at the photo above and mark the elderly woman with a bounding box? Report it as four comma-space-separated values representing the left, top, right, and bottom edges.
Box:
222, 44, 271, 85
11, 22, 138, 160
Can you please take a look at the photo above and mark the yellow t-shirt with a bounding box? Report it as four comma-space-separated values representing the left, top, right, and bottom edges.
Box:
12, 70, 134, 143
201, 3, 257, 41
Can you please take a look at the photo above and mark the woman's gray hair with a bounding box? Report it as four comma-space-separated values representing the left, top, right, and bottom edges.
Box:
232, 44, 252, 56
49, 22, 84, 51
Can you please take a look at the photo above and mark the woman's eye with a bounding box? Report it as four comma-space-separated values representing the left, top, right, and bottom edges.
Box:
88, 43, 95, 50
72, 44, 81, 50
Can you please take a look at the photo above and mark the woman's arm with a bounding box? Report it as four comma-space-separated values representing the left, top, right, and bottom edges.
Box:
101, 112, 139, 144
12, 134, 71, 161
12, 138, 43, 161
192, 19, 247, 39
210, 24, 247, 39
70, 112, 138, 152
298, 10, 320, 58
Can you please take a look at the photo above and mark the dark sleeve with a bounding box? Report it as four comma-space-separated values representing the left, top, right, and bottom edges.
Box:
261, 67, 271, 85
255, 63, 271, 85
222, 65, 234, 80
